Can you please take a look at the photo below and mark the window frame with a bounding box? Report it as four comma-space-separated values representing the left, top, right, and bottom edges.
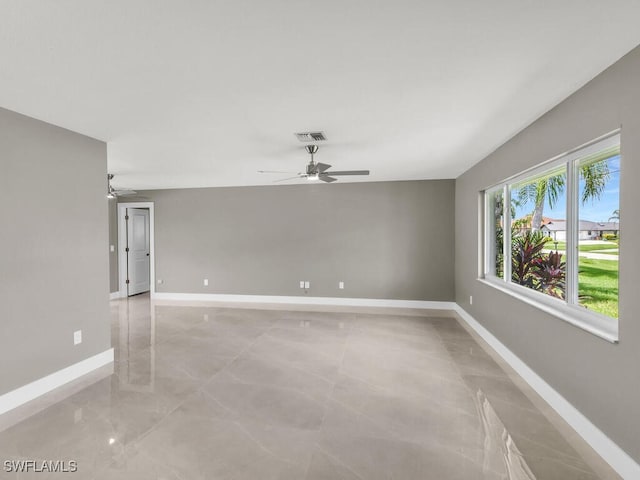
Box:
480, 132, 620, 343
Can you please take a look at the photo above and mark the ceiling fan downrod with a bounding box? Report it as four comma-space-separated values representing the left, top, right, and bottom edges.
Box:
305, 145, 319, 175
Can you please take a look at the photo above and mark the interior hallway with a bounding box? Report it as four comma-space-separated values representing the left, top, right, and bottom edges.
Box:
0, 296, 620, 479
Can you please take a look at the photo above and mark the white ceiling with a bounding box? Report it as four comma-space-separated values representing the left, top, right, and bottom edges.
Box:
1, 1, 640, 190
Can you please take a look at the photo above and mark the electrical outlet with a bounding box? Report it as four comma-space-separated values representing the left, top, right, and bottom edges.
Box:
469, 295, 473, 305
73, 330, 82, 345
203, 278, 208, 286
304, 281, 310, 289
110, 245, 115, 252
300, 281, 305, 289
339, 281, 344, 289
157, 279, 163, 284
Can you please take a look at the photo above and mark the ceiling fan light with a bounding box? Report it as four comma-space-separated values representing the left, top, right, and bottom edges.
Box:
307, 174, 319, 181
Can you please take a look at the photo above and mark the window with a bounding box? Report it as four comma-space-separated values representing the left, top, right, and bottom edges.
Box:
482, 133, 620, 342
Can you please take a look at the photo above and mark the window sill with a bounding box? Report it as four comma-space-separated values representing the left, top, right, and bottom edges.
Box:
477, 277, 619, 344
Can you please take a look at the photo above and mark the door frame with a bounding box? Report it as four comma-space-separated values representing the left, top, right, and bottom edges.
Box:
117, 202, 155, 298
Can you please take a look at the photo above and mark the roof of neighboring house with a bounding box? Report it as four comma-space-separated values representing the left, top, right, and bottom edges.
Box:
541, 220, 620, 231
513, 216, 574, 229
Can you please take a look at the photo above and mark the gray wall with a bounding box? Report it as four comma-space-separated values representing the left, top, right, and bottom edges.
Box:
0, 107, 111, 395
125, 180, 454, 301
108, 199, 119, 293
455, 47, 640, 461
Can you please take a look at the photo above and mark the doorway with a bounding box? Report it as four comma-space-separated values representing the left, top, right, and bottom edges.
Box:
117, 202, 155, 298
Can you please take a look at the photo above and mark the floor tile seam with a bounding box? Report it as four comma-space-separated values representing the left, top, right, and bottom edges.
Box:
520, 451, 602, 478
312, 443, 366, 480
201, 324, 274, 387
248, 351, 339, 389
321, 393, 405, 440
348, 336, 452, 354
123, 393, 199, 451
315, 349, 348, 442
264, 327, 352, 345
319, 425, 493, 470
60, 396, 115, 424
341, 351, 463, 380
341, 351, 479, 392
234, 347, 338, 391
333, 371, 480, 418
328, 386, 481, 425
118, 445, 188, 480
167, 362, 219, 383
196, 387, 243, 419
182, 388, 327, 440
469, 389, 545, 416
345, 334, 451, 352
432, 338, 494, 404
472, 389, 598, 478
315, 321, 354, 432
264, 323, 351, 340
323, 392, 485, 450
450, 326, 608, 470
322, 329, 448, 445
301, 447, 315, 480
203, 370, 330, 409
195, 323, 287, 392
229, 419, 306, 470
110, 365, 228, 389
509, 431, 592, 465
115, 331, 181, 363
350, 326, 441, 343
258, 332, 347, 365
114, 365, 233, 450
484, 394, 573, 431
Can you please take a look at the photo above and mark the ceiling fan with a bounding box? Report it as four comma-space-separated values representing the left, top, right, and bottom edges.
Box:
258, 145, 370, 183
107, 174, 137, 198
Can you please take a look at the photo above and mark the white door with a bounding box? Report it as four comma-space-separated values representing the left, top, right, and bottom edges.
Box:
127, 208, 150, 296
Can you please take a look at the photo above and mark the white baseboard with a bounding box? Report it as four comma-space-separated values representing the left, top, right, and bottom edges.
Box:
109, 291, 121, 300
453, 305, 639, 480
151, 292, 456, 310
0, 349, 114, 416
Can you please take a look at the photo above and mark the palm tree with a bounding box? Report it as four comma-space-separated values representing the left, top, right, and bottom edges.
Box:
609, 209, 620, 222
517, 160, 611, 232
517, 174, 565, 233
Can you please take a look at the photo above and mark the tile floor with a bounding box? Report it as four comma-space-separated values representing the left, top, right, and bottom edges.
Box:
0, 295, 620, 479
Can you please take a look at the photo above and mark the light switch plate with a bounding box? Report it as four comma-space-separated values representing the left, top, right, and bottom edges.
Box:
73, 330, 82, 345
304, 281, 310, 289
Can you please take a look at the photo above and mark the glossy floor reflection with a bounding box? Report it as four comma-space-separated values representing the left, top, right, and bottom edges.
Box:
0, 295, 620, 479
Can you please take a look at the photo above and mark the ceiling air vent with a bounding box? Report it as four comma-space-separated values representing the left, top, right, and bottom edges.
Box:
294, 131, 327, 142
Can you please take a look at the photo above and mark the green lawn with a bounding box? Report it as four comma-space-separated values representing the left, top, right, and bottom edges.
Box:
552, 241, 618, 253
578, 258, 619, 318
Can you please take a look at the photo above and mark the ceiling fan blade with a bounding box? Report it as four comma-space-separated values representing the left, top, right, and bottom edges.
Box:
316, 162, 332, 173
325, 170, 370, 176
319, 175, 337, 183
258, 170, 298, 174
273, 175, 303, 183
114, 190, 137, 196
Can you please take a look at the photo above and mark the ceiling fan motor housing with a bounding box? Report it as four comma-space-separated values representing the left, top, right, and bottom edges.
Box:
306, 162, 317, 175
